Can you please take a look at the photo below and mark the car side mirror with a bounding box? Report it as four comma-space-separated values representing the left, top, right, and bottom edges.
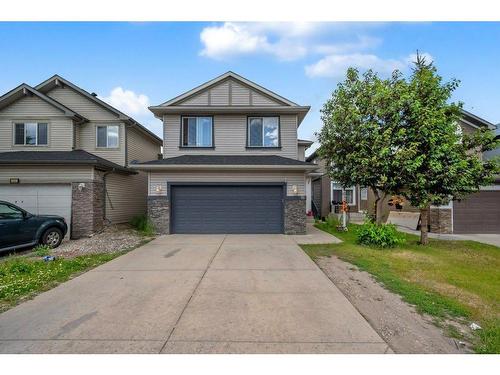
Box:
23, 212, 32, 220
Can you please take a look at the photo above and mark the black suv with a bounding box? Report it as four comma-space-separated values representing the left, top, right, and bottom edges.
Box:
0, 200, 68, 252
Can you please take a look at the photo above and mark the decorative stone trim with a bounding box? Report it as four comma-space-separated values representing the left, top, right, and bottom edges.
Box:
148, 196, 170, 234
284, 197, 306, 235
71, 181, 104, 239
430, 208, 452, 234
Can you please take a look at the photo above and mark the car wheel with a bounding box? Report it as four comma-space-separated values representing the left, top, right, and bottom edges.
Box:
41, 227, 63, 248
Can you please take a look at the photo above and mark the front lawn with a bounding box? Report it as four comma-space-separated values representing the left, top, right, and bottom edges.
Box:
301, 221, 500, 354
0, 252, 124, 312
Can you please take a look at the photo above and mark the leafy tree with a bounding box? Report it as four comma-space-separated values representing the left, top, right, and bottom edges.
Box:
317, 68, 405, 224
394, 54, 498, 244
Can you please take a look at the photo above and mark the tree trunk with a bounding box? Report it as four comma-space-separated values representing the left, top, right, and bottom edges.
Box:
419, 206, 430, 245
371, 188, 385, 225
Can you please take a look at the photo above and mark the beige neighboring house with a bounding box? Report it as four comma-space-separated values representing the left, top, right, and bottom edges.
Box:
132, 71, 317, 234
307, 110, 500, 234
0, 75, 162, 238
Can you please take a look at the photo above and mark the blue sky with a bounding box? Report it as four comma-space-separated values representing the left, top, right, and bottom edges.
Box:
0, 22, 499, 151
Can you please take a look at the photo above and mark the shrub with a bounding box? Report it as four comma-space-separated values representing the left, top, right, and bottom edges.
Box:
33, 245, 51, 257
130, 214, 155, 236
356, 221, 405, 248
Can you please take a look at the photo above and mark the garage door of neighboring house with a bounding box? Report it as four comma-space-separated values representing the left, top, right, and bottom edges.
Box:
170, 185, 284, 234
453, 191, 500, 234
0, 184, 72, 236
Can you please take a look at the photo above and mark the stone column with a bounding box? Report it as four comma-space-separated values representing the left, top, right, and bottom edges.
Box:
71, 181, 104, 239
284, 197, 306, 235
429, 208, 452, 234
147, 196, 170, 234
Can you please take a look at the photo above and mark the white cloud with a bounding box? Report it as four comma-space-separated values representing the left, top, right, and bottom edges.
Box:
405, 52, 434, 66
199, 22, 379, 61
305, 52, 434, 78
101, 87, 150, 116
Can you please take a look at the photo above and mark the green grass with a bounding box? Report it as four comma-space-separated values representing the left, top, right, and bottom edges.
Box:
0, 252, 124, 312
130, 214, 155, 236
301, 220, 500, 353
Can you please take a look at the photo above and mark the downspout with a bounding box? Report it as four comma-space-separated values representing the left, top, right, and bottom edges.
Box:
102, 168, 116, 224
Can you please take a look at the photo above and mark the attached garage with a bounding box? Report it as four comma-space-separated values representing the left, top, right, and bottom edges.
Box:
0, 184, 72, 236
170, 184, 284, 234
453, 190, 500, 234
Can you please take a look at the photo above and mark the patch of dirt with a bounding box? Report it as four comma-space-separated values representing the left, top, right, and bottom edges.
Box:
316, 255, 475, 353
52, 224, 153, 258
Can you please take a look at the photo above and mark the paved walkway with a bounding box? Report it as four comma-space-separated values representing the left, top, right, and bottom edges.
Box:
0, 233, 388, 354
397, 227, 500, 247
290, 223, 342, 245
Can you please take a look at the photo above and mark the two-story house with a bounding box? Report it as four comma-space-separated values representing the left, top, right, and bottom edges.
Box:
0, 75, 162, 239
307, 110, 499, 234
133, 72, 317, 234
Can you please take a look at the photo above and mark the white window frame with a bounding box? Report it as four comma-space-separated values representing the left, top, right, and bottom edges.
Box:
247, 116, 280, 148
331, 182, 356, 205
96, 125, 120, 148
181, 116, 213, 148
13, 122, 49, 146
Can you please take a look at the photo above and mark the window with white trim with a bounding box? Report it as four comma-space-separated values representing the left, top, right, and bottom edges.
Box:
331, 182, 356, 205
247, 117, 279, 147
14, 122, 48, 146
96, 125, 119, 148
181, 116, 213, 147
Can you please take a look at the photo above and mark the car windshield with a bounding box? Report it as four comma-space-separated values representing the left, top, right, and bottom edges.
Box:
0, 203, 24, 220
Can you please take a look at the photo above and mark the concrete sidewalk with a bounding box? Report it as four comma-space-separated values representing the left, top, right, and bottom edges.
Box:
0, 234, 389, 354
397, 226, 500, 247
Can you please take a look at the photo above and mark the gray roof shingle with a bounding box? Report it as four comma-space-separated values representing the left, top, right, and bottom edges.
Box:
0, 150, 135, 174
135, 154, 316, 166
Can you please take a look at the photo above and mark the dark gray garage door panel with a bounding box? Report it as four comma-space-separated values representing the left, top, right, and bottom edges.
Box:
453, 191, 500, 234
171, 185, 283, 234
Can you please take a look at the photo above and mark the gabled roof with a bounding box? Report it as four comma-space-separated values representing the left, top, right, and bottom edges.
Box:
159, 71, 299, 107
460, 109, 496, 130
35, 75, 162, 144
0, 84, 87, 122
0, 150, 136, 174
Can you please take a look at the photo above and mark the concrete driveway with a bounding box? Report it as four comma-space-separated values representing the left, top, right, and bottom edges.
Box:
0, 234, 389, 354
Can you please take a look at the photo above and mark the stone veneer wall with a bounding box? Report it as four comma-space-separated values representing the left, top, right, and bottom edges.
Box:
284, 197, 306, 235
148, 196, 170, 234
71, 181, 104, 239
430, 207, 452, 234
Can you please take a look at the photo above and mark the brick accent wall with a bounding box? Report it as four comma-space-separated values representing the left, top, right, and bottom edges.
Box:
430, 208, 452, 234
284, 197, 306, 235
148, 196, 170, 234
71, 181, 104, 239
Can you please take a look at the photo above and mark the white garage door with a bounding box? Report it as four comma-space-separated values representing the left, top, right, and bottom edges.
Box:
0, 184, 72, 236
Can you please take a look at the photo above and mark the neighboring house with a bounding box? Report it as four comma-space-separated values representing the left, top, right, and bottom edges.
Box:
0, 76, 162, 239
133, 71, 317, 234
306, 151, 368, 220
308, 110, 499, 234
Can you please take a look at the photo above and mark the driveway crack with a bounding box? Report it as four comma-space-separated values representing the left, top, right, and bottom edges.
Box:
158, 235, 227, 353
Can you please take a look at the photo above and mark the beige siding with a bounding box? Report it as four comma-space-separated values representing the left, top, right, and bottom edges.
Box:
127, 127, 161, 164
78, 121, 126, 166
231, 81, 251, 105
0, 166, 93, 183
0, 118, 74, 152
0, 95, 65, 117
105, 172, 148, 223
163, 114, 298, 159
181, 91, 209, 106
210, 81, 230, 105
298, 145, 306, 161
46, 86, 119, 121
251, 91, 280, 106
177, 78, 285, 107
149, 170, 306, 197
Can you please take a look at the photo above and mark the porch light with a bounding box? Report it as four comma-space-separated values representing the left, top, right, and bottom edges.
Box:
155, 185, 163, 193
292, 185, 298, 194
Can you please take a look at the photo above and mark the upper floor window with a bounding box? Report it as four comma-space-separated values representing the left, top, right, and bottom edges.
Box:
96, 125, 119, 148
14, 122, 48, 146
247, 117, 279, 147
181, 116, 213, 147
